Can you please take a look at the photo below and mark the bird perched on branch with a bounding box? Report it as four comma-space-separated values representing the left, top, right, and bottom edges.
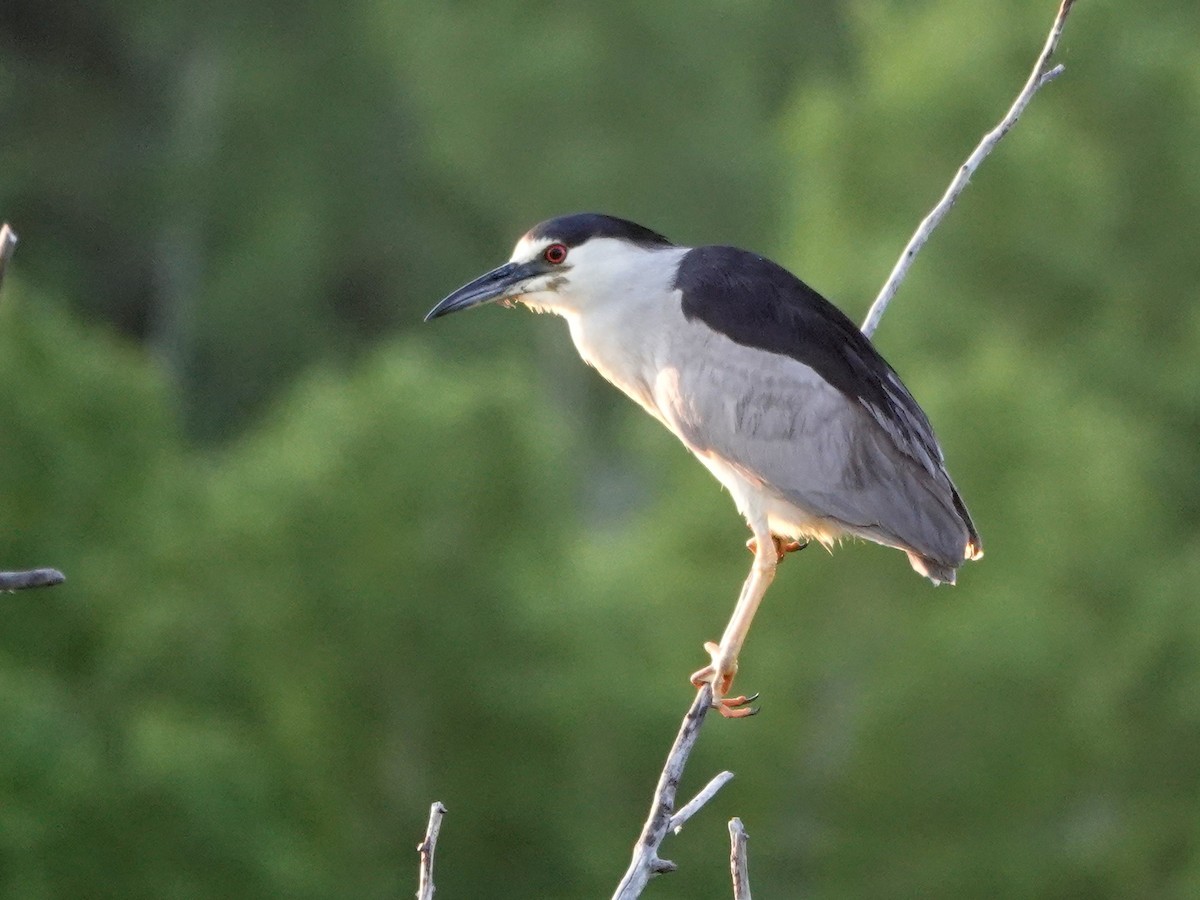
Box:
426, 213, 982, 717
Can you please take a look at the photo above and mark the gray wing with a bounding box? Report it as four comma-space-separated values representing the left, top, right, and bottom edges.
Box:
652, 331, 973, 570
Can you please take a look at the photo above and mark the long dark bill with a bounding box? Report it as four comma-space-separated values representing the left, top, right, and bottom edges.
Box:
424, 260, 543, 321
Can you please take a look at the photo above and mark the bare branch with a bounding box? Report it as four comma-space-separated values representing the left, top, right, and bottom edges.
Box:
0, 224, 17, 294
416, 801, 447, 900
861, 0, 1079, 338
0, 569, 66, 592
612, 685, 719, 899
728, 818, 752, 900
0, 225, 67, 593
669, 770, 735, 835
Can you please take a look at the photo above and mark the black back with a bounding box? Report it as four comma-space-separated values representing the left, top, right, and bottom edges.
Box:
525, 213, 674, 250
676, 245, 947, 478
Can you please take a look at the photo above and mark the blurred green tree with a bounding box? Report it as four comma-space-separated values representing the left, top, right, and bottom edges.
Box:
0, 0, 843, 441
0, 0, 1198, 898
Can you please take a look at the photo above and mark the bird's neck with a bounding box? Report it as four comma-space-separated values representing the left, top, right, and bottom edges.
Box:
530, 244, 690, 422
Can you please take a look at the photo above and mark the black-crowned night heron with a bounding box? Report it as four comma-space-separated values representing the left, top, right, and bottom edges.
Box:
426, 213, 982, 717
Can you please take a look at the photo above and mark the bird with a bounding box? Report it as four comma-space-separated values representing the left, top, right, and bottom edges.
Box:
425, 213, 982, 717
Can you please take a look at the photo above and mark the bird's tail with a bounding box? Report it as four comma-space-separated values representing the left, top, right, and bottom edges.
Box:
906, 491, 983, 586
906, 551, 959, 586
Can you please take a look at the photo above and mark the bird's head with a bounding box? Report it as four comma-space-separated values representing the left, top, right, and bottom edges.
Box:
424, 213, 678, 322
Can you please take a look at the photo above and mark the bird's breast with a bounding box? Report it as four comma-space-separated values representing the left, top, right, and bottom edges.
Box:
563, 298, 688, 425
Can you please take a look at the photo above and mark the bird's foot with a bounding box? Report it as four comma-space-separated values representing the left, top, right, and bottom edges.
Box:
689, 641, 760, 719
745, 535, 809, 562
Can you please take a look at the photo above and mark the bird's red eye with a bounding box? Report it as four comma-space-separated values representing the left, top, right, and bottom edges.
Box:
543, 243, 568, 265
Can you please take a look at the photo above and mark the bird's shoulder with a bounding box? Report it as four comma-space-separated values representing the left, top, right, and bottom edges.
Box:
673, 244, 944, 476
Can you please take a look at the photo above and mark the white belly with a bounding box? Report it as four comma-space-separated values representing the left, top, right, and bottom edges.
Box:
690, 448, 847, 547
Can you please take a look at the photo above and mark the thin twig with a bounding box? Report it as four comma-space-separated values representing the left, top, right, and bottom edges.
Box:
612, 686, 717, 899
0, 569, 66, 592
0, 224, 67, 593
670, 770, 735, 834
861, 0, 1078, 338
728, 818, 752, 900
0, 224, 17, 294
416, 801, 447, 900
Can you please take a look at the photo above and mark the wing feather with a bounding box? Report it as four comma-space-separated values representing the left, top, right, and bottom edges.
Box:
660, 248, 982, 571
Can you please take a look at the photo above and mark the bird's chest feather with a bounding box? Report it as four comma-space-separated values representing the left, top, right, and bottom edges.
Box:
563, 296, 695, 423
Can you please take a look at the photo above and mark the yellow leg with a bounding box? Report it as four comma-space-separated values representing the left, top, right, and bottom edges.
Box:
690, 526, 779, 718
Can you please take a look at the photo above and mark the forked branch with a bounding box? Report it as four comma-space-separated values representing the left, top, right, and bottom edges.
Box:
611, 685, 736, 898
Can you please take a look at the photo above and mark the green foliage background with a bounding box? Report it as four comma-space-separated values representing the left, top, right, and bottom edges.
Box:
2, 1, 1199, 896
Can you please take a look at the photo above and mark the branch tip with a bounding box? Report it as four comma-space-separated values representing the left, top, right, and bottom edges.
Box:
728, 818, 752, 899
416, 801, 447, 900
0, 568, 67, 592
1038, 64, 1066, 88
670, 770, 735, 834
0, 223, 19, 296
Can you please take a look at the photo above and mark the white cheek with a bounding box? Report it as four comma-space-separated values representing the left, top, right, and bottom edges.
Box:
515, 276, 566, 314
